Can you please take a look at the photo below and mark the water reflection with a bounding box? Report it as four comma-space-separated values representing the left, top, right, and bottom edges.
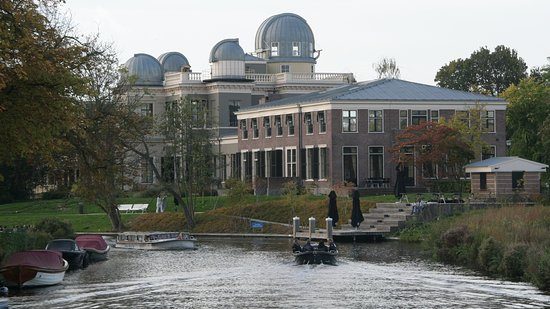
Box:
6, 238, 549, 308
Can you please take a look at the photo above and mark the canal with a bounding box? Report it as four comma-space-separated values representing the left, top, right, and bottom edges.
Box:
6, 238, 549, 308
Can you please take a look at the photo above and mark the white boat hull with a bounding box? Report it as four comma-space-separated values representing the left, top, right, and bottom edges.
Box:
22, 269, 66, 287
116, 239, 196, 250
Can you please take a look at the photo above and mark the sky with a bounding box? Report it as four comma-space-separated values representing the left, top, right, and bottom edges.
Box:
64, 0, 550, 85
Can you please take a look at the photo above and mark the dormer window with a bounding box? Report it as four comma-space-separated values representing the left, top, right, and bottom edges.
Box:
271, 42, 279, 57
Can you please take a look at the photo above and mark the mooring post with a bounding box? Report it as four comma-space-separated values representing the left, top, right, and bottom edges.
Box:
292, 217, 300, 239
326, 217, 333, 242
308, 217, 316, 240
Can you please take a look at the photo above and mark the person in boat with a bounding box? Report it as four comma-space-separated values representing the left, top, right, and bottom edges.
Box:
292, 240, 302, 253
317, 240, 328, 251
328, 241, 337, 252
302, 241, 313, 252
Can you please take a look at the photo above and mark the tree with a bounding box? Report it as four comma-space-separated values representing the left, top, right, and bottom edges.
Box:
502, 77, 550, 169
67, 41, 143, 231
373, 57, 401, 79
435, 45, 527, 96
442, 103, 491, 159
0, 0, 92, 167
391, 122, 474, 191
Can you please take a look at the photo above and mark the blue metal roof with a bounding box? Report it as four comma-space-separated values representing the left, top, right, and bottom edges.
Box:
209, 39, 245, 63
464, 157, 518, 168
158, 52, 190, 72
240, 78, 505, 112
255, 13, 315, 63
124, 53, 164, 86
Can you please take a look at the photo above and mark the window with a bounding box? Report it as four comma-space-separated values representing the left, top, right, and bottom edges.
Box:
411, 110, 428, 125
369, 110, 383, 132
305, 112, 313, 134
228, 101, 240, 127
422, 162, 437, 179
482, 145, 496, 160
251, 118, 259, 138
430, 110, 439, 123
286, 114, 295, 135
318, 111, 326, 133
480, 173, 487, 190
368, 147, 384, 179
140, 103, 153, 117
275, 115, 283, 136
482, 110, 495, 132
140, 159, 154, 183
281, 65, 290, 73
512, 171, 524, 189
319, 147, 328, 179
306, 148, 314, 180
343, 147, 358, 185
399, 110, 408, 129
286, 148, 297, 177
240, 119, 248, 139
342, 110, 357, 132
271, 42, 279, 57
309, 43, 314, 57
269, 150, 284, 177
292, 42, 300, 56
263, 116, 271, 137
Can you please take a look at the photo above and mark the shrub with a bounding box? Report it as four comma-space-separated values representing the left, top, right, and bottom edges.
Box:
477, 237, 503, 274
436, 225, 473, 264
34, 217, 75, 239
534, 249, 550, 291
500, 243, 528, 281
42, 188, 70, 200
224, 178, 252, 200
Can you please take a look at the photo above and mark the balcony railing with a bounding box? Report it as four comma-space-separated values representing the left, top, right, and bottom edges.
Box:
163, 72, 354, 86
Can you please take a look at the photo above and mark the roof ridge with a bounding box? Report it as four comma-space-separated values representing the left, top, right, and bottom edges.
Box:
393, 78, 505, 101
333, 79, 389, 100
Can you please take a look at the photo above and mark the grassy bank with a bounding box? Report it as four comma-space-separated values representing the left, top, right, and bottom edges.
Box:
399, 205, 550, 291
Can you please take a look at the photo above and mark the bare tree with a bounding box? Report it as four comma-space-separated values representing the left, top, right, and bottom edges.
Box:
373, 58, 401, 79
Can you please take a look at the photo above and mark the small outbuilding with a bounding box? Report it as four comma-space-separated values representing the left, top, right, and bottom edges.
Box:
465, 157, 548, 198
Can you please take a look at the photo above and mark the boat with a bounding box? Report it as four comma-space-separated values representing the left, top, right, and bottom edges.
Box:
115, 232, 197, 250
293, 240, 338, 265
75, 235, 110, 262
45, 239, 88, 270
0, 250, 69, 287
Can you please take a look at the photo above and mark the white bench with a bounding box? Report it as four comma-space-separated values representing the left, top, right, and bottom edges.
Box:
131, 204, 149, 213
117, 204, 149, 213
117, 204, 133, 213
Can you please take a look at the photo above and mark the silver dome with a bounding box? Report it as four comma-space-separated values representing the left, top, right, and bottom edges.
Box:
124, 53, 163, 86
255, 13, 315, 63
209, 39, 245, 63
158, 52, 191, 72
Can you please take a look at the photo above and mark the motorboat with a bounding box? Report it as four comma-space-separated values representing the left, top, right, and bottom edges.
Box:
293, 241, 338, 265
75, 235, 110, 262
115, 232, 197, 250
0, 250, 69, 287
45, 239, 88, 270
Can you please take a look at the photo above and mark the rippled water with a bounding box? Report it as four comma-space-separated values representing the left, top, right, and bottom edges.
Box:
5, 238, 549, 308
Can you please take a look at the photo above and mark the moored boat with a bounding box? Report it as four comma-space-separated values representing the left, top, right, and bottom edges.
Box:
75, 235, 110, 262
116, 232, 197, 250
0, 250, 69, 287
46, 239, 88, 270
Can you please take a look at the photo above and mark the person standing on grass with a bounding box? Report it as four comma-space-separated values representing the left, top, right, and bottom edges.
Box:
156, 193, 163, 213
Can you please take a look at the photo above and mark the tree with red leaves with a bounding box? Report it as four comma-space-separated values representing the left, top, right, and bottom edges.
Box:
391, 121, 474, 192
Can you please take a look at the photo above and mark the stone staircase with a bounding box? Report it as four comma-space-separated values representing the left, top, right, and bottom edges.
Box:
360, 202, 412, 233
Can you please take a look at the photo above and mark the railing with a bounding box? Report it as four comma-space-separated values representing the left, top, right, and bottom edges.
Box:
164, 72, 354, 86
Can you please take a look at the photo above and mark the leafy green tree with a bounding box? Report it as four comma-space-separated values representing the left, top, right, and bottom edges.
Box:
0, 0, 92, 168
435, 46, 527, 96
502, 77, 550, 170
373, 57, 401, 79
